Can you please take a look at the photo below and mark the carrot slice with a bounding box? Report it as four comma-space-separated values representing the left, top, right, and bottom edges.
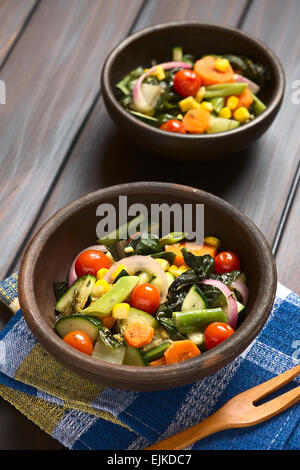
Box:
124, 322, 154, 348
237, 87, 253, 109
183, 108, 210, 134
194, 56, 234, 86
99, 313, 116, 330
165, 243, 217, 267
149, 357, 166, 366
164, 340, 201, 364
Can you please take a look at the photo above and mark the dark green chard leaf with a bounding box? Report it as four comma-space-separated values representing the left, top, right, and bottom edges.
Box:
151, 251, 176, 265
182, 249, 215, 278
211, 270, 241, 285
53, 282, 68, 301
116, 66, 144, 95
98, 326, 124, 349
158, 317, 186, 341
156, 291, 187, 340
167, 269, 201, 298
135, 234, 161, 255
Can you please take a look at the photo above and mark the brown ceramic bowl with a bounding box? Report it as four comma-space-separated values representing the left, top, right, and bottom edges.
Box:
19, 182, 277, 390
101, 21, 285, 161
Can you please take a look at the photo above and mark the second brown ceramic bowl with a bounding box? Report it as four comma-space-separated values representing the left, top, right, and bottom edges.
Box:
102, 22, 285, 160
19, 182, 276, 390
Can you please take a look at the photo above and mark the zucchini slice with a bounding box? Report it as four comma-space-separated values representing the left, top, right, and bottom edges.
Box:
181, 284, 208, 311
55, 314, 102, 342
123, 346, 146, 366
92, 339, 126, 365
118, 307, 158, 333
55, 275, 96, 315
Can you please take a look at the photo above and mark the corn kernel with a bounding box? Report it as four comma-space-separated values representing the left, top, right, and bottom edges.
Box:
204, 236, 221, 249
168, 265, 189, 278
144, 68, 149, 73
176, 114, 183, 120
124, 246, 134, 254
96, 268, 109, 280
150, 65, 165, 80
234, 106, 250, 123
92, 279, 111, 297
95, 279, 110, 291
191, 100, 201, 109
219, 107, 232, 119
112, 302, 130, 319
227, 95, 239, 110
200, 101, 213, 112
155, 258, 170, 271
179, 96, 195, 112
112, 264, 126, 281
215, 58, 230, 72
195, 86, 206, 103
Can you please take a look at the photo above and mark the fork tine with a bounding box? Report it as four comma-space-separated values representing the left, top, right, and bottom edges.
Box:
252, 385, 300, 422
246, 364, 300, 403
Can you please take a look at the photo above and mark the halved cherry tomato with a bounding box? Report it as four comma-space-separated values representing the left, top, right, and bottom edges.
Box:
160, 119, 186, 134
75, 250, 111, 277
204, 322, 234, 350
214, 251, 241, 274
173, 69, 202, 97
130, 283, 160, 314
63, 330, 94, 355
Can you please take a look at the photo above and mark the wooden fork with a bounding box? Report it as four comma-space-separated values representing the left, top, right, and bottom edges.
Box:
145, 364, 300, 450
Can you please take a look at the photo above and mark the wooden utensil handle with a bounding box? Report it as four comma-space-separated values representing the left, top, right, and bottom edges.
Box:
145, 413, 228, 450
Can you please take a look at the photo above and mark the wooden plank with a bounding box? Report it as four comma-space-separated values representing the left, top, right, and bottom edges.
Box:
0, 0, 143, 279
27, 0, 248, 254
177, 0, 300, 250
275, 181, 300, 295
0, 0, 37, 67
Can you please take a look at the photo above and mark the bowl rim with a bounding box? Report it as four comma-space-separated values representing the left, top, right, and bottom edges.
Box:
18, 182, 277, 390
101, 20, 285, 140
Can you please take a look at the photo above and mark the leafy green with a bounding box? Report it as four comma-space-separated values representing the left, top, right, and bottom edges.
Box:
151, 251, 176, 265
98, 326, 124, 349
116, 66, 144, 95
135, 234, 161, 256
182, 249, 215, 277
156, 291, 187, 340
53, 282, 68, 301
223, 54, 271, 86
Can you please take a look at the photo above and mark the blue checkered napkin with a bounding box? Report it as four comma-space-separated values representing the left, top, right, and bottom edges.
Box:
0, 274, 299, 450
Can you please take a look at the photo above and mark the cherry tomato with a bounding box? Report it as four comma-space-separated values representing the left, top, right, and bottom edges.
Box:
130, 283, 160, 315
75, 250, 111, 277
160, 119, 186, 134
214, 251, 241, 274
173, 69, 202, 97
204, 322, 234, 350
63, 330, 94, 355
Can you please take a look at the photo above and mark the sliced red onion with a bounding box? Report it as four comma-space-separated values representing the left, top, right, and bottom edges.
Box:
103, 255, 168, 302
68, 245, 108, 287
201, 279, 238, 329
234, 73, 260, 94
230, 279, 249, 306
132, 61, 192, 113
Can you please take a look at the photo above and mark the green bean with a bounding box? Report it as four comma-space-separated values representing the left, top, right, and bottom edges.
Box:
172, 308, 227, 333
204, 83, 247, 99
252, 93, 267, 115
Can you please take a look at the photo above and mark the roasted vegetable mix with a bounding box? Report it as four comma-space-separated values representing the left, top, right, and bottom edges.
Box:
116, 47, 269, 134
53, 217, 249, 366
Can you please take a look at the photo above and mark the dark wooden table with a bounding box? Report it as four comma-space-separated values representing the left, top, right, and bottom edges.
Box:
0, 0, 299, 450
